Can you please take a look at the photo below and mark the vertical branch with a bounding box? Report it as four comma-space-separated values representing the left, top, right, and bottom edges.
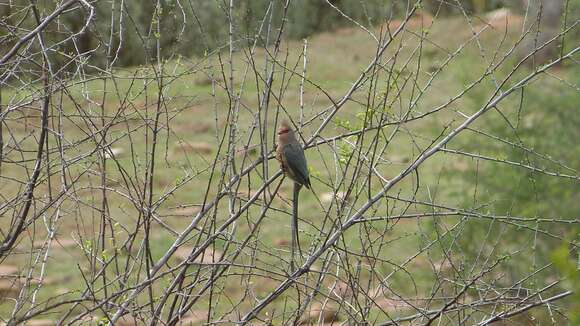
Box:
0, 0, 52, 259
299, 39, 308, 131
142, 0, 166, 315
0, 87, 3, 173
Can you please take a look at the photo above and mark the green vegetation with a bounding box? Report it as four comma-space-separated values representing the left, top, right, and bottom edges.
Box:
0, 2, 578, 324
1, 0, 523, 68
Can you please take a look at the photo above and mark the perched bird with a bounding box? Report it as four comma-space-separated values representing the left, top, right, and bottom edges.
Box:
276, 119, 311, 270
276, 120, 311, 189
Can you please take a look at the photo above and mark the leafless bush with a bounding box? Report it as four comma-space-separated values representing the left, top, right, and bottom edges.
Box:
0, 0, 578, 325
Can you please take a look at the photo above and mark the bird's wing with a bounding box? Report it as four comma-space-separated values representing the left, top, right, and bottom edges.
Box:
283, 143, 311, 188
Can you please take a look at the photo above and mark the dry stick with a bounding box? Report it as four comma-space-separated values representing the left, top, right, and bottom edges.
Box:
163, 179, 286, 325
477, 291, 573, 325
0, 0, 79, 66
305, 3, 420, 147
110, 170, 283, 322
424, 258, 505, 326
0, 87, 3, 173
375, 290, 572, 325
0, 27, 52, 259
237, 47, 579, 325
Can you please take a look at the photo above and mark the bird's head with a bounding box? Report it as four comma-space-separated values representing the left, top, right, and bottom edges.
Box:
277, 120, 296, 144
277, 120, 291, 135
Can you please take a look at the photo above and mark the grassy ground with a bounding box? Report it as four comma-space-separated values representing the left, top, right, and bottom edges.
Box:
1, 9, 577, 324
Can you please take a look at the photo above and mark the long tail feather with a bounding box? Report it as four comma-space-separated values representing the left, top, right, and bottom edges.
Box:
291, 182, 302, 271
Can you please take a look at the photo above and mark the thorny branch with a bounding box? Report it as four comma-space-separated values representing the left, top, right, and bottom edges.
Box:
0, 0, 578, 325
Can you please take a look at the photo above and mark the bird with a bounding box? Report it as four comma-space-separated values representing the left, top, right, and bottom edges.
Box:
276, 120, 311, 190
276, 119, 311, 270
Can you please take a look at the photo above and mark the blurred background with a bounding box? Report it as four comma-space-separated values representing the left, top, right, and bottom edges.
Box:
0, 0, 579, 325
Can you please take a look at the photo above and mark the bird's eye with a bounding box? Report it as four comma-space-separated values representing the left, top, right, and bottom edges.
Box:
278, 129, 290, 135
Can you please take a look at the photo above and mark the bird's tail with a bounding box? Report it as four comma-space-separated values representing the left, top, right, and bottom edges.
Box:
291, 182, 303, 271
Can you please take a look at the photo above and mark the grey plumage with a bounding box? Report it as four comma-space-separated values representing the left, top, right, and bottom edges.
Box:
276, 119, 312, 271
276, 120, 311, 190
282, 143, 311, 189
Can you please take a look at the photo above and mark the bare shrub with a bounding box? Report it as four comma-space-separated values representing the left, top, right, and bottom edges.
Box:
0, 0, 578, 324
